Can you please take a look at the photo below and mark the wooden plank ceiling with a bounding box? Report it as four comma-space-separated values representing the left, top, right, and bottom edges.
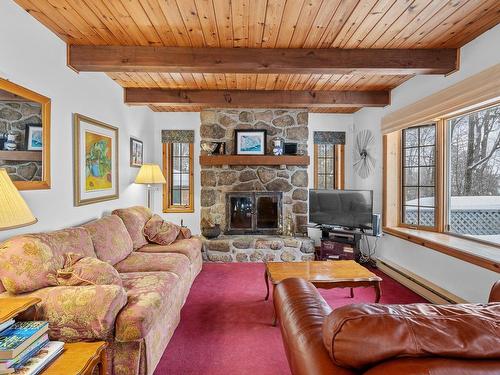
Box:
14, 0, 500, 113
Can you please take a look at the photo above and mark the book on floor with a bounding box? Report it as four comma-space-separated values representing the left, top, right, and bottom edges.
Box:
0, 334, 49, 372
11, 341, 64, 375
0, 322, 48, 360
0, 321, 14, 335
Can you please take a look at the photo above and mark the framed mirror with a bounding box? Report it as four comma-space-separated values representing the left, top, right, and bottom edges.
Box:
0, 78, 50, 190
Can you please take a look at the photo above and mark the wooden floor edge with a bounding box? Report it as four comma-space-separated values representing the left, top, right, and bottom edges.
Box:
376, 259, 468, 304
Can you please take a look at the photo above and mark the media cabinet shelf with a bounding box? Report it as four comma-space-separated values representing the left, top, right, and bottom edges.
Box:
0, 150, 42, 161
199, 155, 310, 166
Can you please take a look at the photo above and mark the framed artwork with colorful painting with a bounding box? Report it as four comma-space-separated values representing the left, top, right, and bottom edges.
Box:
130, 137, 143, 167
73, 113, 119, 206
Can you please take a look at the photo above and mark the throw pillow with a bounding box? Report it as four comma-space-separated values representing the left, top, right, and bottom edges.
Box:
56, 253, 122, 287
143, 215, 181, 246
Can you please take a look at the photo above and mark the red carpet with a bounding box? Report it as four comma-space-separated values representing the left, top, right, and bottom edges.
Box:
154, 263, 427, 375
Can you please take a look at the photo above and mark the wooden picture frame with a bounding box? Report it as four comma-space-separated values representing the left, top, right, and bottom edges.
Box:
0, 77, 51, 190
129, 137, 143, 167
234, 129, 267, 155
73, 113, 119, 206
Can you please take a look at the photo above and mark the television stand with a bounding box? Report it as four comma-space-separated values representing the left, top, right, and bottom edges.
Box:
317, 226, 376, 266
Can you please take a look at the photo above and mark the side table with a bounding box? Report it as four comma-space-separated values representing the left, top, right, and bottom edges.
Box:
41, 341, 107, 375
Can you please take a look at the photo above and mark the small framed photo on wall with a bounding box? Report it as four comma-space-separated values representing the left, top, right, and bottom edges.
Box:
25, 124, 43, 151
130, 137, 143, 167
234, 129, 266, 155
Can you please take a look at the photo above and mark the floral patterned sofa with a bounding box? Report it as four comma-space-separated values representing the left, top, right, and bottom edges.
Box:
0, 206, 202, 375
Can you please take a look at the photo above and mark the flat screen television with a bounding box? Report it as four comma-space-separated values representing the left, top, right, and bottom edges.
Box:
309, 189, 373, 230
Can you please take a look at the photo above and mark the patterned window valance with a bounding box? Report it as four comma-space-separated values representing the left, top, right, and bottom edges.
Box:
313, 131, 346, 145
161, 130, 195, 144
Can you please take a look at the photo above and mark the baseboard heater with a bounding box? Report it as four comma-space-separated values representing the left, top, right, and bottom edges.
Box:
376, 259, 468, 304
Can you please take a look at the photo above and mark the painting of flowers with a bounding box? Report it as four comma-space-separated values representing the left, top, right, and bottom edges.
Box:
73, 114, 119, 206
85, 132, 112, 191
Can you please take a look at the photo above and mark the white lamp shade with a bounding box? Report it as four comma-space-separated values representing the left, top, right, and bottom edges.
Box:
0, 168, 37, 230
135, 164, 166, 184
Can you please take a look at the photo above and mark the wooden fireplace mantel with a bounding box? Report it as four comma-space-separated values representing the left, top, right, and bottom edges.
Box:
199, 155, 310, 166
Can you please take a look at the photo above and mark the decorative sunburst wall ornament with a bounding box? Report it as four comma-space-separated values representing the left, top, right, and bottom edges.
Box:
353, 129, 376, 179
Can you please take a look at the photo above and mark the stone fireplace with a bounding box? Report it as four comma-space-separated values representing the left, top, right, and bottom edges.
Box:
200, 108, 313, 262
200, 108, 309, 235
226, 192, 282, 235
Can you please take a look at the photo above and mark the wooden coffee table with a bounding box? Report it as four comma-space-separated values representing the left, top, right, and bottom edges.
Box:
265, 260, 382, 323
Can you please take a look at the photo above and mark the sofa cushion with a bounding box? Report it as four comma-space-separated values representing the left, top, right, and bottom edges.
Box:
0, 227, 96, 294
32, 227, 96, 259
13, 284, 127, 342
112, 206, 152, 250
56, 253, 122, 287
322, 303, 500, 370
83, 215, 133, 265
115, 272, 182, 342
143, 214, 180, 246
138, 237, 202, 263
0, 235, 60, 294
114, 252, 190, 280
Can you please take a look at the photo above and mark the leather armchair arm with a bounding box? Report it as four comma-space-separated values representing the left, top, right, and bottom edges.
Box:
274, 278, 355, 375
13, 285, 127, 342
488, 280, 500, 303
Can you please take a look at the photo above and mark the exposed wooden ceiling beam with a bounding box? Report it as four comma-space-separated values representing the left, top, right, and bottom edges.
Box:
69, 46, 458, 75
124, 89, 390, 108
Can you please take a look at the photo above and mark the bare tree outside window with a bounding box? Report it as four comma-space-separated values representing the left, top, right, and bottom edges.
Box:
448, 104, 500, 245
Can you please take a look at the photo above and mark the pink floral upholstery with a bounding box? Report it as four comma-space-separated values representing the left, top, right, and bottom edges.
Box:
114, 252, 190, 280
112, 206, 152, 250
32, 227, 96, 259
143, 215, 180, 246
0, 235, 60, 294
115, 272, 182, 342
178, 227, 192, 239
138, 237, 203, 263
11, 284, 127, 342
0, 228, 96, 294
56, 253, 122, 287
83, 215, 133, 265
0, 205, 202, 375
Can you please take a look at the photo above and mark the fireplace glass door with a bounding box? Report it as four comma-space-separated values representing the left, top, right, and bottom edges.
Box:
226, 192, 282, 234
228, 196, 253, 231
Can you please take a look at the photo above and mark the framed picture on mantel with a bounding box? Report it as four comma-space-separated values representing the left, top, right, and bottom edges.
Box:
235, 129, 266, 155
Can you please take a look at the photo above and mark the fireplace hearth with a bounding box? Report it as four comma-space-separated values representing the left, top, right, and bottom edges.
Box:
226, 192, 282, 234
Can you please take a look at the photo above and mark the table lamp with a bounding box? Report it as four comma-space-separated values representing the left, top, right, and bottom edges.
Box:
135, 164, 166, 209
0, 168, 37, 230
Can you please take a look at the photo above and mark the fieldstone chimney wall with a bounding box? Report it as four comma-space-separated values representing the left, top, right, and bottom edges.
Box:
200, 109, 309, 236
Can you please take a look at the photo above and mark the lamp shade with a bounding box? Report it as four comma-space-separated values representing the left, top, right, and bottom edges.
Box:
135, 164, 166, 184
0, 168, 37, 230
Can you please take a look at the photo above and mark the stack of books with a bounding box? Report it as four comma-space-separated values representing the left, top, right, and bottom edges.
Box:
0, 320, 63, 375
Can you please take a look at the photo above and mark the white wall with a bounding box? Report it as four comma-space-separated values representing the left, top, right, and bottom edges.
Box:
0, 1, 155, 241
353, 25, 500, 303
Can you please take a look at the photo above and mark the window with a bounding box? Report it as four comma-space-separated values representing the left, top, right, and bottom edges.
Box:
163, 142, 194, 213
401, 124, 437, 229
385, 101, 499, 248
314, 144, 344, 189
446, 104, 499, 245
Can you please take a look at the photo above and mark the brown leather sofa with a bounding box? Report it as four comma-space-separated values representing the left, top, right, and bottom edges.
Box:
274, 278, 500, 375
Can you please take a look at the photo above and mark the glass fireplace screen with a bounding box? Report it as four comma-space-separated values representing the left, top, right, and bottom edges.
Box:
226, 192, 282, 234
